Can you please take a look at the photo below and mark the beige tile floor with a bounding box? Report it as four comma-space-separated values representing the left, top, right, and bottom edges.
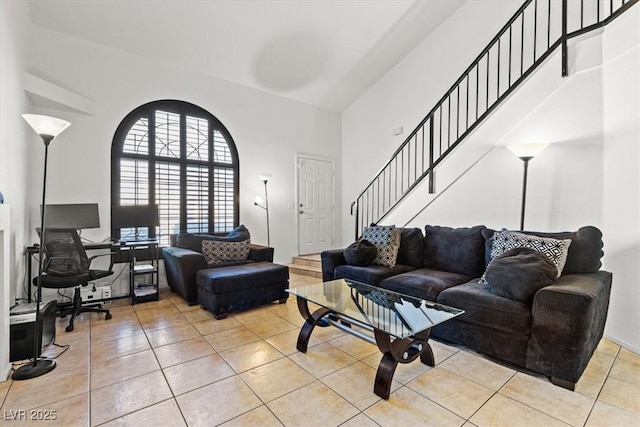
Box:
1, 273, 639, 426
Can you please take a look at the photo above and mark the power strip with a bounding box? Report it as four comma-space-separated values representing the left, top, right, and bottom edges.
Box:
80, 285, 112, 302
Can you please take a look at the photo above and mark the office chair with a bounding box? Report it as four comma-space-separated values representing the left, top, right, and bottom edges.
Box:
35, 228, 113, 332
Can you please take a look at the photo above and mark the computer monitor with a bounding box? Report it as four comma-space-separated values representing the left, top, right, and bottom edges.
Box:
112, 204, 159, 229
42, 203, 100, 230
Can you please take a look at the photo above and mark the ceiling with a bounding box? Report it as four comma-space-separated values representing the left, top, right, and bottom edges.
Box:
28, 0, 464, 112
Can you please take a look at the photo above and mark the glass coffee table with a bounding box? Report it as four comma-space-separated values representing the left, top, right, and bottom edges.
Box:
287, 279, 464, 400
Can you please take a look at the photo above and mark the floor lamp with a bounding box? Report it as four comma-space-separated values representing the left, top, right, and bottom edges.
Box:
13, 114, 71, 380
254, 174, 271, 246
506, 143, 549, 231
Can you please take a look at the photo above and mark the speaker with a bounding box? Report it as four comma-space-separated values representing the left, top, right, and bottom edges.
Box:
9, 300, 57, 362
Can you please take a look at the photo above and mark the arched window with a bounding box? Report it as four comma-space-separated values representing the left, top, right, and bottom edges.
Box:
111, 100, 239, 246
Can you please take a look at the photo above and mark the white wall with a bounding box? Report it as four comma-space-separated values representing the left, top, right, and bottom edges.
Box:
1, 0, 33, 379
342, 2, 639, 352
22, 23, 342, 274
342, 0, 522, 242
601, 7, 640, 353
0, 0, 32, 303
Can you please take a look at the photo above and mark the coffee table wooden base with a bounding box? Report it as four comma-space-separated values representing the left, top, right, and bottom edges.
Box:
295, 296, 435, 400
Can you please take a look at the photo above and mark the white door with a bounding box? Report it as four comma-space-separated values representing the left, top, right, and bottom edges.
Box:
297, 156, 333, 255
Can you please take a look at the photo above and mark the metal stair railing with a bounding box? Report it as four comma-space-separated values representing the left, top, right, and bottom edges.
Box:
352, 0, 638, 239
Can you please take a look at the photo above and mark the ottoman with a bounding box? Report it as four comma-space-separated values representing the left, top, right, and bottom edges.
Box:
196, 262, 289, 319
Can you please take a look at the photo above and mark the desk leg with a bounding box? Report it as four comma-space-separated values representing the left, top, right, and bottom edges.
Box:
26, 250, 33, 303
373, 328, 431, 400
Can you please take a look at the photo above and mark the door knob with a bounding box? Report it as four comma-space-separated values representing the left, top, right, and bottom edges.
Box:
299, 210, 304, 214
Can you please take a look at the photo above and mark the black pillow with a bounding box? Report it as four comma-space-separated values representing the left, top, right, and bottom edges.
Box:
344, 239, 377, 266
484, 247, 557, 304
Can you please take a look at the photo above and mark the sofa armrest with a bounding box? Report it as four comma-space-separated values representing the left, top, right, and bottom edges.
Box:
527, 271, 612, 385
248, 244, 274, 262
321, 249, 346, 282
162, 247, 208, 305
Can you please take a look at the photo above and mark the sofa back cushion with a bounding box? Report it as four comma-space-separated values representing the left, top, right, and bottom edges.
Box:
482, 226, 603, 275
396, 227, 424, 268
176, 225, 250, 253
423, 225, 487, 277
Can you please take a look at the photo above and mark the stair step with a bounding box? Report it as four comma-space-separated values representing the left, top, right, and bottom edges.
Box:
288, 263, 322, 278
291, 254, 321, 269
289, 254, 322, 278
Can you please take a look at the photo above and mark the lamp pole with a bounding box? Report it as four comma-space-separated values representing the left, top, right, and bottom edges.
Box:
519, 156, 532, 231
13, 115, 70, 380
263, 179, 270, 247
506, 143, 549, 232
254, 174, 272, 247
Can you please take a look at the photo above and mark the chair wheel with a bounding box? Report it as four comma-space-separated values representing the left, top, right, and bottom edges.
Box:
105, 313, 112, 320
66, 325, 74, 332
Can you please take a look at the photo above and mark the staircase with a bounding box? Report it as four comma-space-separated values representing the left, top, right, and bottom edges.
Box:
351, 0, 638, 239
288, 254, 322, 278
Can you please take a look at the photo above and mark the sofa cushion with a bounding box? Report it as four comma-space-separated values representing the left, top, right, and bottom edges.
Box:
197, 262, 288, 294
334, 263, 416, 286
362, 225, 402, 268
379, 268, 472, 302
522, 226, 603, 274
484, 248, 557, 304
423, 225, 486, 277
206, 260, 254, 269
202, 239, 250, 264
437, 281, 532, 336
487, 229, 571, 277
482, 226, 603, 275
344, 240, 377, 266
176, 224, 251, 253
396, 228, 424, 268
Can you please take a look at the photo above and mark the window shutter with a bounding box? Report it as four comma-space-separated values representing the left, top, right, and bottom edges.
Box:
112, 101, 239, 245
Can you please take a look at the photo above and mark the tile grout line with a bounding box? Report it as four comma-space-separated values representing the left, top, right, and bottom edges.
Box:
463, 369, 518, 424
582, 344, 623, 425
496, 372, 586, 427
9, 280, 636, 426
141, 296, 191, 427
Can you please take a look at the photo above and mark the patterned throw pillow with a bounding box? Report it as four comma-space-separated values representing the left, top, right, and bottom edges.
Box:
202, 239, 250, 264
479, 229, 571, 285
362, 225, 401, 268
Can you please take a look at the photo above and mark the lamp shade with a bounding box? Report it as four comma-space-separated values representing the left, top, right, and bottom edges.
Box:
22, 114, 71, 138
254, 196, 264, 205
258, 174, 272, 182
506, 143, 549, 159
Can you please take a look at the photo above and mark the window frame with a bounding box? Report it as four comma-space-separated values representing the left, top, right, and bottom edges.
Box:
111, 100, 240, 245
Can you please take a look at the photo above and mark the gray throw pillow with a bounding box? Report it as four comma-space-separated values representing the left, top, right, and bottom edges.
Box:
202, 239, 250, 264
344, 239, 377, 266
484, 247, 557, 304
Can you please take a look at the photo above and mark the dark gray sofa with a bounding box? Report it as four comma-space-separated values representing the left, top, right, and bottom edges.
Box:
321, 225, 611, 390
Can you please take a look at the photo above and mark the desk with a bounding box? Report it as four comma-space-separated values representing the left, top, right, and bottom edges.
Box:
25, 240, 159, 304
